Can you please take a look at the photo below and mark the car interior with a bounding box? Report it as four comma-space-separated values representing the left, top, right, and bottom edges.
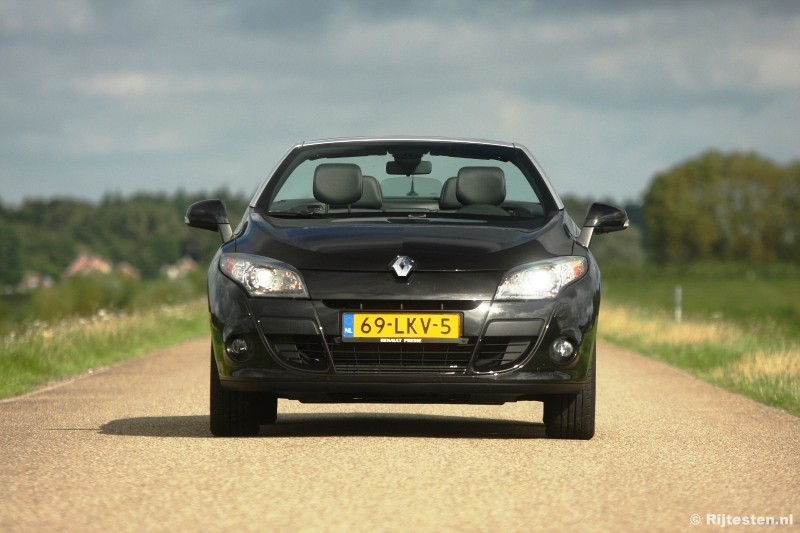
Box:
267, 161, 546, 219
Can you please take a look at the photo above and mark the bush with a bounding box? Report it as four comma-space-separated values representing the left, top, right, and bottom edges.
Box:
22, 270, 207, 323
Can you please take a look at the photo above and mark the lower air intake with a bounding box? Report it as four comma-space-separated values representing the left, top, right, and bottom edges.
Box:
328, 338, 476, 374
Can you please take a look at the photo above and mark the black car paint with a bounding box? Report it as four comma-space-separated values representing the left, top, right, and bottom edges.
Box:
187, 138, 629, 439
236, 211, 572, 272
206, 207, 599, 403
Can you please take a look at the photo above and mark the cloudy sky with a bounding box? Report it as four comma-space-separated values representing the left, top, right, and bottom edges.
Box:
1, 0, 799, 206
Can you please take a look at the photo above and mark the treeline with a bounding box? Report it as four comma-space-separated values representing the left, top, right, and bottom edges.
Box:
0, 149, 798, 288
567, 150, 799, 266
0, 189, 249, 286
644, 150, 800, 263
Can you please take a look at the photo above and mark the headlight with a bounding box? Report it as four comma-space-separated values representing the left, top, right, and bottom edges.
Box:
219, 253, 309, 298
495, 257, 588, 300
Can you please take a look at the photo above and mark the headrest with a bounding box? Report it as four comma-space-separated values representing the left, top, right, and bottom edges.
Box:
352, 175, 383, 209
438, 177, 462, 210
456, 166, 505, 206
313, 163, 363, 205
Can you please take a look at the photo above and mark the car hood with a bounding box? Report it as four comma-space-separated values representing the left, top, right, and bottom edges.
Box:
234, 213, 574, 272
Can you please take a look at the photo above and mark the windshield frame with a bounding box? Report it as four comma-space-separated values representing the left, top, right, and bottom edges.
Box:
252, 138, 563, 219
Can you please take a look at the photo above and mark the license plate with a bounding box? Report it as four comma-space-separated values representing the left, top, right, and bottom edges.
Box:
342, 312, 461, 341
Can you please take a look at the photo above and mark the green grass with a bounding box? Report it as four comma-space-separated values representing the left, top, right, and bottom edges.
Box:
0, 270, 208, 334
0, 300, 208, 400
598, 263, 800, 416
600, 263, 800, 339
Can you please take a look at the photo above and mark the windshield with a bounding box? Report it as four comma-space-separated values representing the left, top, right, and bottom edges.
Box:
259, 143, 553, 220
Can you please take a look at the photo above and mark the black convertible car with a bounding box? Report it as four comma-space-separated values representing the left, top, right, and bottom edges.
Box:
186, 137, 628, 439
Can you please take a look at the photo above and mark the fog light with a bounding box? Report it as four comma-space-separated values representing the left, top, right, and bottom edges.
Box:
549, 338, 576, 364
226, 337, 253, 362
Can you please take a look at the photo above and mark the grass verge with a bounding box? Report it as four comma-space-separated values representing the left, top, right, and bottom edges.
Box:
599, 302, 800, 416
0, 299, 208, 400
601, 263, 800, 339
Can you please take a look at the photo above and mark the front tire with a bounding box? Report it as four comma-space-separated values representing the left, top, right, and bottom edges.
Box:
543, 349, 596, 440
210, 347, 276, 436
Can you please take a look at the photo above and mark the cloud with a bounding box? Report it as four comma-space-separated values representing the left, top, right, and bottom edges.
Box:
0, 0, 94, 35
72, 72, 266, 98
74, 72, 169, 98
1, 0, 799, 205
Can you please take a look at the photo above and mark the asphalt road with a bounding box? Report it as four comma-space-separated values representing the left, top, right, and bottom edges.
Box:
1, 338, 797, 532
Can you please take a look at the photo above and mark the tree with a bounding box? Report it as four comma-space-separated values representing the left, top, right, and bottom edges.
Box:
643, 150, 800, 264
0, 190, 252, 284
0, 222, 23, 285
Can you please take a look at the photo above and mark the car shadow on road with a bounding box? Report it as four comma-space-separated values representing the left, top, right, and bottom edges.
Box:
99, 413, 547, 439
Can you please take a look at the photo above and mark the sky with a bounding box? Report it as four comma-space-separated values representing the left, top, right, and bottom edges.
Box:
1, 0, 799, 206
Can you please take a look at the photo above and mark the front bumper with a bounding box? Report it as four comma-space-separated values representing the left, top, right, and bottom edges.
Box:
207, 262, 600, 404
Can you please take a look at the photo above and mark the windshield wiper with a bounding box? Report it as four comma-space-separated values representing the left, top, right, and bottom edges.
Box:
386, 216, 485, 224
267, 210, 326, 218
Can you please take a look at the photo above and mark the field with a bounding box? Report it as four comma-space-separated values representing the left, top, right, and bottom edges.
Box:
600, 263, 800, 339
0, 300, 208, 399
599, 264, 800, 415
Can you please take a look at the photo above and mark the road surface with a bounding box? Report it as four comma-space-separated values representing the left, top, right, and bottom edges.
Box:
1, 339, 797, 532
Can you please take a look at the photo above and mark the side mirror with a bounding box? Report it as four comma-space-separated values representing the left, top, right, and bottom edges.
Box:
577, 202, 629, 248
185, 199, 233, 242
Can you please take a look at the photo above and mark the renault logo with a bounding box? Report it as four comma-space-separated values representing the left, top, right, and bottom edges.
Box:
390, 256, 416, 278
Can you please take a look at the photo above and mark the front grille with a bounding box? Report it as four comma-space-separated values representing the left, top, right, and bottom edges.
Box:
267, 335, 328, 371
328, 337, 476, 374
473, 336, 534, 372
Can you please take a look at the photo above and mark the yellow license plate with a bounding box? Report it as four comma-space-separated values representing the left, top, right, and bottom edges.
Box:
342, 312, 461, 341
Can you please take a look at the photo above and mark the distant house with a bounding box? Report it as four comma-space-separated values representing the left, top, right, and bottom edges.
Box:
117, 262, 141, 279
17, 271, 55, 292
63, 253, 113, 278
62, 253, 142, 279
161, 256, 198, 280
